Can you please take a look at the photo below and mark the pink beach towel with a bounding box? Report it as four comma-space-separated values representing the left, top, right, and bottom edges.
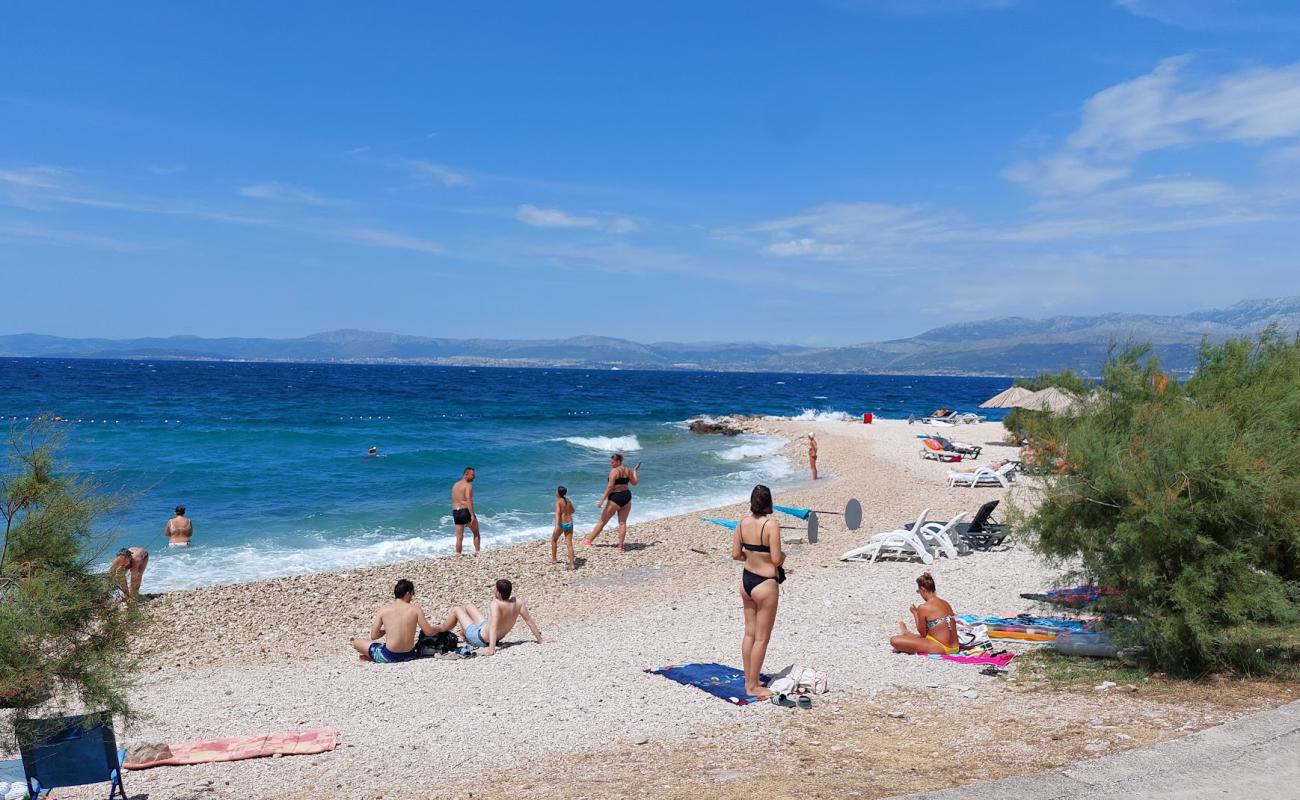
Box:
921, 652, 1016, 667
123, 728, 340, 770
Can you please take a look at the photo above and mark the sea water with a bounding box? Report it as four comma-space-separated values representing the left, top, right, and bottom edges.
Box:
0, 359, 1008, 591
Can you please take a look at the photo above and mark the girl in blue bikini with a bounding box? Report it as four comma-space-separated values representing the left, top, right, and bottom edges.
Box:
550, 485, 576, 570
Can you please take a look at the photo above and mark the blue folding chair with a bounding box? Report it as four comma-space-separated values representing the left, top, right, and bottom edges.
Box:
16, 712, 127, 800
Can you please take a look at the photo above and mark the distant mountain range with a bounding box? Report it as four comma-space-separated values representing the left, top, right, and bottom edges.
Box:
3, 297, 1298, 377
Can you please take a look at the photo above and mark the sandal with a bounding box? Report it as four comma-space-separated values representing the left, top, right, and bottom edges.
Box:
769, 693, 796, 708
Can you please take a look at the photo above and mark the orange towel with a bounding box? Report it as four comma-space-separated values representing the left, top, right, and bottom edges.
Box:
123, 728, 339, 769
988, 630, 1056, 642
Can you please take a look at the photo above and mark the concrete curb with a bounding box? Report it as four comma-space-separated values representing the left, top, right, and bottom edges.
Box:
889, 698, 1300, 799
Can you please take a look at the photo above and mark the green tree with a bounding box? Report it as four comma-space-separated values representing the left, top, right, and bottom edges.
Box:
1023, 332, 1300, 676
0, 420, 137, 742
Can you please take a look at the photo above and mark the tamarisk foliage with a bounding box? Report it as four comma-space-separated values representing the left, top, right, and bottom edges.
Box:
0, 420, 136, 744
1024, 330, 1300, 676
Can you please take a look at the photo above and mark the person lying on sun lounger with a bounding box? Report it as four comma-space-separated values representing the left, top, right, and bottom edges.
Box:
930, 407, 953, 418
948, 458, 1011, 474
437, 578, 544, 656
350, 579, 445, 664
890, 572, 960, 655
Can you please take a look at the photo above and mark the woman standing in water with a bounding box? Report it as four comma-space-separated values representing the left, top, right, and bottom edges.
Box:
581, 453, 638, 553
732, 484, 784, 699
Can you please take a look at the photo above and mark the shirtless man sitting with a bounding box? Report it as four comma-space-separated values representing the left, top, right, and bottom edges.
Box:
439, 578, 543, 657
350, 579, 445, 664
451, 467, 480, 555
164, 505, 192, 547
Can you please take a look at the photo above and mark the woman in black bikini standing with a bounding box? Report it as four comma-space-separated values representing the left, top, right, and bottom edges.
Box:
581, 453, 639, 553
732, 484, 784, 699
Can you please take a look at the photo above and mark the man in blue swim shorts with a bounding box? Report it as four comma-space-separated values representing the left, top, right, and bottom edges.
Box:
350, 578, 445, 664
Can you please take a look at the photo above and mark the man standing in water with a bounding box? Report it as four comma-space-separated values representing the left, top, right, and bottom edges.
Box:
808, 433, 819, 481
452, 467, 480, 554
163, 505, 192, 547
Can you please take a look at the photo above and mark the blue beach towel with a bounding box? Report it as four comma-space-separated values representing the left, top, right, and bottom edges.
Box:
958, 614, 1090, 632
645, 663, 772, 706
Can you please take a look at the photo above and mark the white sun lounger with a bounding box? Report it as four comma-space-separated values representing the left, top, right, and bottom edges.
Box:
839, 508, 936, 564
907, 512, 969, 558
946, 462, 1017, 489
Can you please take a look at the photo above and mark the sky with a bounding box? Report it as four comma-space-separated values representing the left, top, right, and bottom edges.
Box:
2, 1, 1299, 346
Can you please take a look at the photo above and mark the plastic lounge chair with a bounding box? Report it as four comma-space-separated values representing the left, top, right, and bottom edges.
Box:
906, 512, 969, 557
919, 438, 964, 462
946, 462, 1017, 488
16, 712, 127, 800
931, 435, 981, 458
954, 500, 1011, 549
840, 509, 936, 564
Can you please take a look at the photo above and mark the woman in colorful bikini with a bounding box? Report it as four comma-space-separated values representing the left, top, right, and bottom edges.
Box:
732, 484, 784, 699
890, 572, 959, 655
581, 453, 639, 553
550, 485, 577, 569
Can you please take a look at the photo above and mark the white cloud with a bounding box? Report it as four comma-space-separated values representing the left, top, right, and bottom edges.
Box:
516, 204, 598, 229
0, 166, 68, 191
239, 181, 330, 206
766, 238, 845, 257
410, 160, 469, 188
1002, 154, 1131, 196
1114, 0, 1300, 32
515, 204, 638, 234
606, 216, 639, 234
1008, 57, 1300, 200
334, 226, 443, 255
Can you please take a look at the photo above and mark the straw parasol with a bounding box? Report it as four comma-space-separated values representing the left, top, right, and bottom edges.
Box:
1021, 387, 1081, 414
980, 386, 1035, 409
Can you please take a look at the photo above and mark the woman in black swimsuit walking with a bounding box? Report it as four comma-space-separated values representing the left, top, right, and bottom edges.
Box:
581, 453, 639, 553
732, 484, 784, 699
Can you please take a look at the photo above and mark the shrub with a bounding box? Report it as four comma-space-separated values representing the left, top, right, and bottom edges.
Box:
0, 420, 137, 743
1023, 331, 1300, 676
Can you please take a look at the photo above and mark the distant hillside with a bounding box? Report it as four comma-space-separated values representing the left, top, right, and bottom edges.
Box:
3, 297, 1297, 376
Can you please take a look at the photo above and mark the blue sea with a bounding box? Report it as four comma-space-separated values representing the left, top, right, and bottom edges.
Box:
0, 358, 1008, 591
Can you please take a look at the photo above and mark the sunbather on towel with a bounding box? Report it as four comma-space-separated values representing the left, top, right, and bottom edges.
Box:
438, 578, 543, 656
350, 579, 444, 664
948, 458, 1011, 474
891, 572, 960, 655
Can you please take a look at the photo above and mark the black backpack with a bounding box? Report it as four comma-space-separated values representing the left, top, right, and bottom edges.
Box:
415, 631, 460, 658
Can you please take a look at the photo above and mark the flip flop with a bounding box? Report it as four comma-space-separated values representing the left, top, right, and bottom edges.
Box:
769, 693, 796, 708
795, 695, 813, 710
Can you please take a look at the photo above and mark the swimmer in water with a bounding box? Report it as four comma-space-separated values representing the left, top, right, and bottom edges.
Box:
367, 446, 378, 457
164, 505, 192, 547
550, 486, 576, 569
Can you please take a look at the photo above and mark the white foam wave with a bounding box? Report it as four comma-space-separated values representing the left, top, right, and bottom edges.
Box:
765, 408, 855, 422
715, 435, 786, 462
556, 435, 642, 452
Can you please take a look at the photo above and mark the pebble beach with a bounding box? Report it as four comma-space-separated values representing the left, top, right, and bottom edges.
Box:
93, 418, 1299, 798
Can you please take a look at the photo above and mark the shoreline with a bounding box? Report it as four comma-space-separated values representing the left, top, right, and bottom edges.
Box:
135, 422, 806, 595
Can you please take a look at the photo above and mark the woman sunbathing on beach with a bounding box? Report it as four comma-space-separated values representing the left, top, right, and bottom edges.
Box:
949, 457, 1011, 473
890, 572, 959, 655
550, 485, 576, 569
732, 484, 784, 699
581, 453, 639, 553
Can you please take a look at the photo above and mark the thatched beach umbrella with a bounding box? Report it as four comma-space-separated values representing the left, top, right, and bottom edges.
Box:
1022, 387, 1081, 414
980, 386, 1035, 409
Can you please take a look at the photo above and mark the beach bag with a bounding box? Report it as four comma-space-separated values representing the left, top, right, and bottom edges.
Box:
776, 664, 827, 695
415, 631, 460, 657
957, 622, 990, 650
